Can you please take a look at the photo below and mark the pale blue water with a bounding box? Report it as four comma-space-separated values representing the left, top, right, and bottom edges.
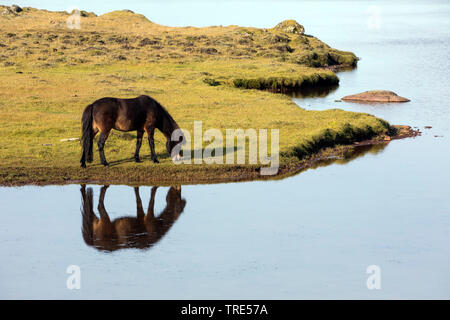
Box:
0, 1, 449, 299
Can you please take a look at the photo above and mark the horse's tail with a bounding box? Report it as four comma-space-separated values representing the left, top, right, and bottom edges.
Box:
81, 186, 95, 246
81, 103, 94, 164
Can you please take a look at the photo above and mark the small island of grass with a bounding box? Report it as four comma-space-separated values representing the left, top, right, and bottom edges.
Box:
0, 5, 415, 186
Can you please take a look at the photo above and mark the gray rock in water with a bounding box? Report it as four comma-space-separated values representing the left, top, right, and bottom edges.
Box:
342, 90, 410, 103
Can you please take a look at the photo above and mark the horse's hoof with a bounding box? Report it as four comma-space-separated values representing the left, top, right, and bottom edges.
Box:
135, 158, 142, 163
152, 159, 159, 164
102, 162, 109, 167
81, 164, 86, 169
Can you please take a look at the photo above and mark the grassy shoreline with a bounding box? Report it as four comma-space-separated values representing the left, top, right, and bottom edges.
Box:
0, 6, 415, 186
0, 126, 418, 187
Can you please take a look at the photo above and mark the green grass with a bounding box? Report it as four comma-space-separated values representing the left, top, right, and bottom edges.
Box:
0, 6, 396, 186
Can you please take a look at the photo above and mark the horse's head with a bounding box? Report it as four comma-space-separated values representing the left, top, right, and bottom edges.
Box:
167, 186, 186, 213
167, 129, 186, 161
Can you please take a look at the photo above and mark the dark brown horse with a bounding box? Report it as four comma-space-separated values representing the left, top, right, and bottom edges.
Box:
80, 185, 186, 251
80, 95, 183, 168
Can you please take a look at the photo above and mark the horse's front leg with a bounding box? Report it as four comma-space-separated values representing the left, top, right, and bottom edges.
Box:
134, 130, 144, 163
145, 187, 158, 222
143, 187, 158, 237
146, 127, 159, 163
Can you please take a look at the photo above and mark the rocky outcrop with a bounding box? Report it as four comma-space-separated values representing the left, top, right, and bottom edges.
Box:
1, 4, 22, 16
342, 90, 410, 103
11, 4, 22, 13
274, 20, 305, 35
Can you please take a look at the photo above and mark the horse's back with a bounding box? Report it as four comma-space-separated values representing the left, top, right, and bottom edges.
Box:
89, 95, 169, 132
92, 97, 120, 108
93, 95, 158, 111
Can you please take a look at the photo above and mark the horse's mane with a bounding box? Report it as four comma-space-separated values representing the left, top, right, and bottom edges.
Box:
155, 100, 179, 135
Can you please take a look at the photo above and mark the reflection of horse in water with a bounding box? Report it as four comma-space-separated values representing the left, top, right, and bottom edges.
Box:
80, 185, 186, 251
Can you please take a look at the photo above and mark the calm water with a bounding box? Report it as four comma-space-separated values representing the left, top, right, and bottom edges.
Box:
1, 1, 449, 299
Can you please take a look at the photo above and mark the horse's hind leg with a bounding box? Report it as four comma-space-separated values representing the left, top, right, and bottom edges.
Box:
134, 130, 144, 163
81, 129, 98, 167
98, 131, 110, 166
81, 151, 87, 168
97, 185, 114, 237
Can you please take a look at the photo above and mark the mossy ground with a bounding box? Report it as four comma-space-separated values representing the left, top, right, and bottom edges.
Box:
0, 7, 395, 186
